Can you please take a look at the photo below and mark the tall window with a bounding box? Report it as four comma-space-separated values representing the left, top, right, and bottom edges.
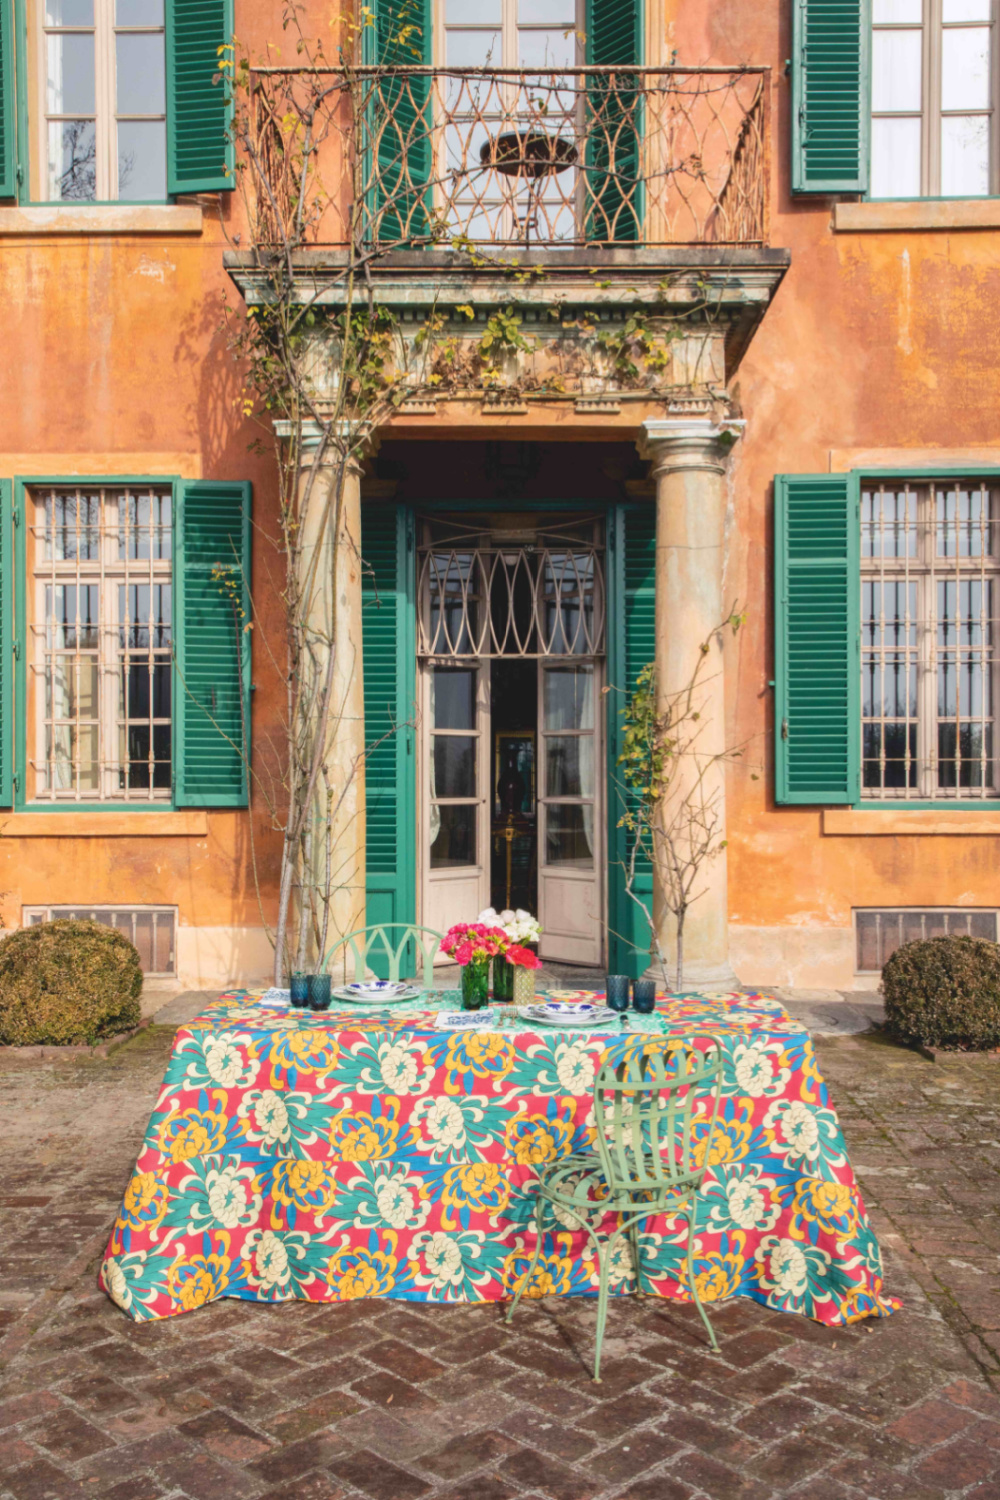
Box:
39, 0, 166, 202
861, 478, 999, 799
436, 0, 581, 70
29, 486, 173, 802
871, 0, 996, 197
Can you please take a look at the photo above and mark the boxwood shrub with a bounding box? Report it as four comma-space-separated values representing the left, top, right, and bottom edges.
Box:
0, 919, 142, 1046
881, 935, 1000, 1051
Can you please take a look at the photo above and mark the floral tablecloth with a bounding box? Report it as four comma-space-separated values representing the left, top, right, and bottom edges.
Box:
99, 990, 900, 1324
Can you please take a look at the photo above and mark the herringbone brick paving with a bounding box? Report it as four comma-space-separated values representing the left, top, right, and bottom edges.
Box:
1, 1026, 998, 1500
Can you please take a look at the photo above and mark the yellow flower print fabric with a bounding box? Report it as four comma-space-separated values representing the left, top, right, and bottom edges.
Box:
100, 990, 900, 1324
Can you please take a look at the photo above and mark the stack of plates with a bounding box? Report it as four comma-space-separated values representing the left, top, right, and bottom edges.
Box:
332, 981, 422, 1004
523, 1001, 618, 1028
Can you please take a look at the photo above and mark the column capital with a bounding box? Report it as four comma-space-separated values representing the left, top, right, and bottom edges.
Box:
638, 417, 745, 478
273, 418, 369, 472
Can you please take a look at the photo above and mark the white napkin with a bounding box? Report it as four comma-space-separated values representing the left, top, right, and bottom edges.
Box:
433, 1009, 496, 1031
260, 988, 291, 1005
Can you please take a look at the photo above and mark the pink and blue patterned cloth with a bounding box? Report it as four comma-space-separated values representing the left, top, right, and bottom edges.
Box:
99, 989, 900, 1324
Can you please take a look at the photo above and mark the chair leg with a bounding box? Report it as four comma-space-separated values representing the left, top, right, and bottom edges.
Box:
629, 1216, 644, 1297
592, 1233, 616, 1384
685, 1205, 719, 1353
506, 1193, 547, 1325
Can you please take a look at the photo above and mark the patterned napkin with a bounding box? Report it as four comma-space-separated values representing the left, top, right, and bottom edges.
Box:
433, 1009, 497, 1031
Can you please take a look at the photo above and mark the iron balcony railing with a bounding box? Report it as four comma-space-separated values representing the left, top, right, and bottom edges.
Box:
249, 65, 770, 250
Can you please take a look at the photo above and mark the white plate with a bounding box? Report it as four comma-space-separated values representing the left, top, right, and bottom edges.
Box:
331, 985, 423, 1005
524, 1005, 618, 1028
342, 981, 411, 999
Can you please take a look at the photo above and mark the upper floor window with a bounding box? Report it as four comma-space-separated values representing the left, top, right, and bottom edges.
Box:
871, 0, 996, 198
37, 0, 166, 202
436, 0, 582, 69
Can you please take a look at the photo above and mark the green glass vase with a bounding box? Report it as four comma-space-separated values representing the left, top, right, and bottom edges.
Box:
492, 954, 514, 1003
461, 958, 490, 1011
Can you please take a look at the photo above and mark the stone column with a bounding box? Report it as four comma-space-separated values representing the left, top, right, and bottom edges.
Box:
295, 426, 366, 962
637, 417, 743, 988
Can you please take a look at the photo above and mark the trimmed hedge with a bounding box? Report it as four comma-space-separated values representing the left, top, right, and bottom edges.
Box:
881, 935, 1000, 1052
0, 920, 143, 1046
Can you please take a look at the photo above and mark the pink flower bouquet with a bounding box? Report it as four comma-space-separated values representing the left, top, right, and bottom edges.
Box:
440, 923, 508, 965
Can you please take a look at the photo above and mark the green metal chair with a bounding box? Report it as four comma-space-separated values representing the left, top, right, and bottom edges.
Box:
320, 924, 444, 987
506, 1036, 725, 1382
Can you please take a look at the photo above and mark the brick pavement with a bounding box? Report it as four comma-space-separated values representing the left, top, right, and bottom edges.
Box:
0, 1025, 998, 1500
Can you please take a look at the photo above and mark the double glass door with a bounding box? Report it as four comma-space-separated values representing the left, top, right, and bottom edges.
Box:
421, 657, 602, 964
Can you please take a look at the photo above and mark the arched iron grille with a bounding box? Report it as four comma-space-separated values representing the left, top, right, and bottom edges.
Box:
417, 544, 606, 658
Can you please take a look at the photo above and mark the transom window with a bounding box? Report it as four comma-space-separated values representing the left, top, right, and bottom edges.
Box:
28, 486, 173, 802
37, 0, 166, 202
861, 478, 1000, 799
871, 0, 996, 198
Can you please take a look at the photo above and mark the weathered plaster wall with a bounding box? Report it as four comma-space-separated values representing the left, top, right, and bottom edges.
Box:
2, 0, 997, 988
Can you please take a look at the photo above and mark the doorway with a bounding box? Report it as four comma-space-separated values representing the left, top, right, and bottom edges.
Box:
418, 514, 605, 966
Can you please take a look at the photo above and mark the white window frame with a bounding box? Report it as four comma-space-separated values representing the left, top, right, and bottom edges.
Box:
871, 0, 999, 198
28, 484, 174, 804
860, 476, 1000, 800
35, 0, 166, 203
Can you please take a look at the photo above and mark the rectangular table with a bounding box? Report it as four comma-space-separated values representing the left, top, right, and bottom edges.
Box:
100, 989, 900, 1325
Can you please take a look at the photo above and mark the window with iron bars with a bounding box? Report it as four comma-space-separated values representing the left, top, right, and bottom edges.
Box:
23, 905, 176, 974
861, 478, 1000, 799
856, 907, 998, 971
28, 485, 172, 802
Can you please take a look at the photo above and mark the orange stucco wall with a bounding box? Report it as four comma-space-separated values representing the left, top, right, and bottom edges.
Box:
2, 0, 997, 988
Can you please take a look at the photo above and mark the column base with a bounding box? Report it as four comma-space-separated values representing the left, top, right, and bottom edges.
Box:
643, 957, 740, 991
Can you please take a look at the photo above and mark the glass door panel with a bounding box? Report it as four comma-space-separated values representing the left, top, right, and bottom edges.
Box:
423, 663, 490, 937
538, 661, 602, 964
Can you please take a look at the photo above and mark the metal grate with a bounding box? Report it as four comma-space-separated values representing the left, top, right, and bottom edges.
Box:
29, 486, 172, 802
856, 908, 998, 972
861, 479, 1000, 799
418, 543, 605, 658
22, 905, 177, 975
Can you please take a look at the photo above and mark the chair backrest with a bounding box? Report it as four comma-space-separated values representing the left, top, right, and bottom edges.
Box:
592, 1037, 724, 1198
321, 925, 444, 985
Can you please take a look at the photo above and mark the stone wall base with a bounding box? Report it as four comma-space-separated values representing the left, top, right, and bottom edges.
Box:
730, 924, 877, 991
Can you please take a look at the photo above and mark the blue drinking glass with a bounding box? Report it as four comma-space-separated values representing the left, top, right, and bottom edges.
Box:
605, 974, 631, 1012
632, 978, 657, 1014
290, 973, 310, 1008
307, 973, 332, 1012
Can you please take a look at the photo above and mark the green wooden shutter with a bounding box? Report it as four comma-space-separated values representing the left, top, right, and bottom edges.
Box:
166, 0, 234, 194
174, 480, 251, 807
370, 0, 431, 245
791, 0, 870, 193
0, 0, 14, 198
607, 503, 655, 977
362, 504, 416, 945
586, 0, 642, 243
775, 474, 860, 804
0, 480, 11, 806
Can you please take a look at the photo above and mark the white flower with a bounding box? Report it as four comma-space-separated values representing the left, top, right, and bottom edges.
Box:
379, 1042, 419, 1094
551, 1199, 586, 1231
733, 1043, 776, 1098
253, 1230, 290, 1288
374, 1174, 419, 1228
253, 1090, 290, 1146
499, 908, 516, 925
778, 1101, 819, 1156
727, 1177, 769, 1229
104, 1258, 131, 1309
554, 1042, 596, 1097
420, 1231, 463, 1288
422, 1097, 465, 1149
767, 1238, 808, 1295
203, 1037, 245, 1087
206, 1168, 251, 1229
477, 907, 500, 924
606, 1237, 635, 1284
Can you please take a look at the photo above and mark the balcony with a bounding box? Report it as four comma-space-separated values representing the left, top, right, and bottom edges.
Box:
248, 64, 771, 252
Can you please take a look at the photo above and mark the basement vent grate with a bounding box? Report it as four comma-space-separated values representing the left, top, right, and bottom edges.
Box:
855, 908, 998, 973
21, 905, 176, 975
